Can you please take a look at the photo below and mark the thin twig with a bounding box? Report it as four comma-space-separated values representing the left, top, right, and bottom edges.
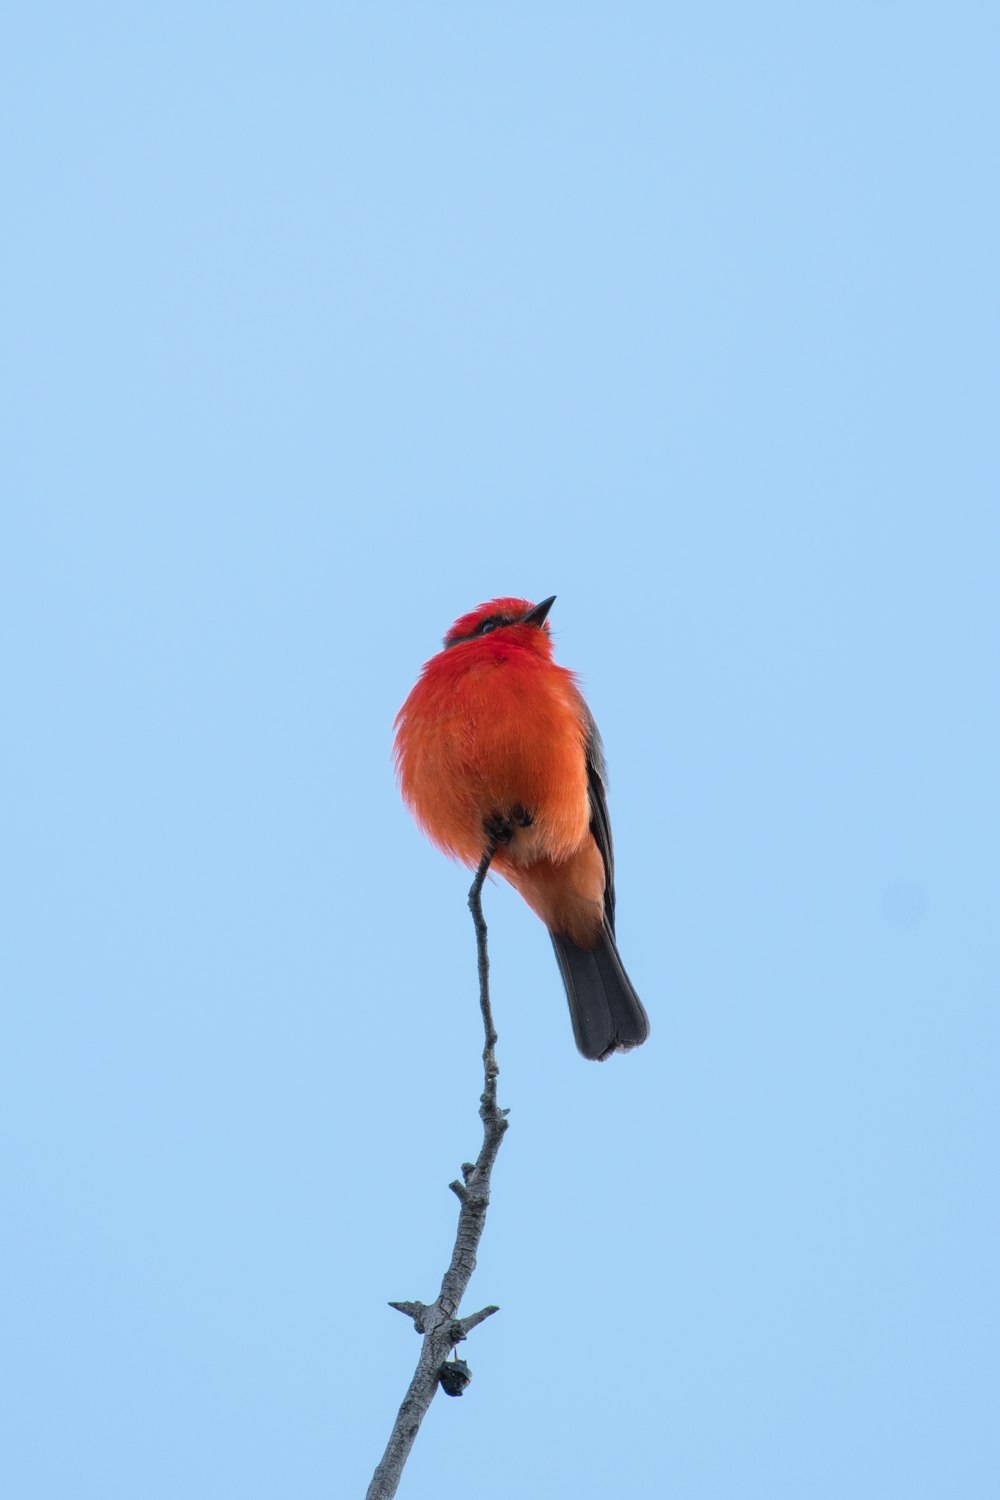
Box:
366, 846, 509, 1500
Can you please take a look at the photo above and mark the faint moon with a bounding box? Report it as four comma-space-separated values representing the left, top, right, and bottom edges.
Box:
881, 880, 926, 926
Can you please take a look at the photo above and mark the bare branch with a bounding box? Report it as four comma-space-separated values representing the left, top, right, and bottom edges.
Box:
387, 1301, 429, 1331
366, 846, 509, 1500
454, 1304, 500, 1338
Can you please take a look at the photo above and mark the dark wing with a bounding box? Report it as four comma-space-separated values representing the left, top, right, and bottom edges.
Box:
583, 707, 616, 934
553, 704, 649, 1058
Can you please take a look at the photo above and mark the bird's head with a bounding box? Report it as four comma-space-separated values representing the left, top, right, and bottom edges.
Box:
443, 595, 557, 655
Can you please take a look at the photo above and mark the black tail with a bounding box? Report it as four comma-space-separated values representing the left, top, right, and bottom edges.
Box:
550, 921, 650, 1060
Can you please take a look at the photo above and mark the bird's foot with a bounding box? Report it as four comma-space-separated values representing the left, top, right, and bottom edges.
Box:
483, 805, 534, 845
483, 811, 514, 845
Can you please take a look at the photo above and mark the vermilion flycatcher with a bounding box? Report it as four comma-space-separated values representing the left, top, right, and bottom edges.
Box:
394, 595, 649, 1059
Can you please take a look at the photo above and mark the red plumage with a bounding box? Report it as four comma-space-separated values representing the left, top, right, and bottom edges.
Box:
394, 596, 649, 1059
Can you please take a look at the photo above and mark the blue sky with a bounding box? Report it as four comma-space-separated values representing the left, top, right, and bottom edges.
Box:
2, 5, 997, 1497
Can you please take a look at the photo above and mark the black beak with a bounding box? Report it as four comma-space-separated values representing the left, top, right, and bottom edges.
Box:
521, 595, 556, 628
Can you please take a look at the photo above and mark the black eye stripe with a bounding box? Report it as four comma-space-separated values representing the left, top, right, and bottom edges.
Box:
444, 613, 515, 648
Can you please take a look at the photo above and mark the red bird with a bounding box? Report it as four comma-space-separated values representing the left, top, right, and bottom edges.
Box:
394, 595, 649, 1060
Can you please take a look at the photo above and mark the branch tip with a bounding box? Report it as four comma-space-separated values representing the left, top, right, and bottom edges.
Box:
457, 1304, 500, 1336
387, 1300, 429, 1333
367, 843, 506, 1500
